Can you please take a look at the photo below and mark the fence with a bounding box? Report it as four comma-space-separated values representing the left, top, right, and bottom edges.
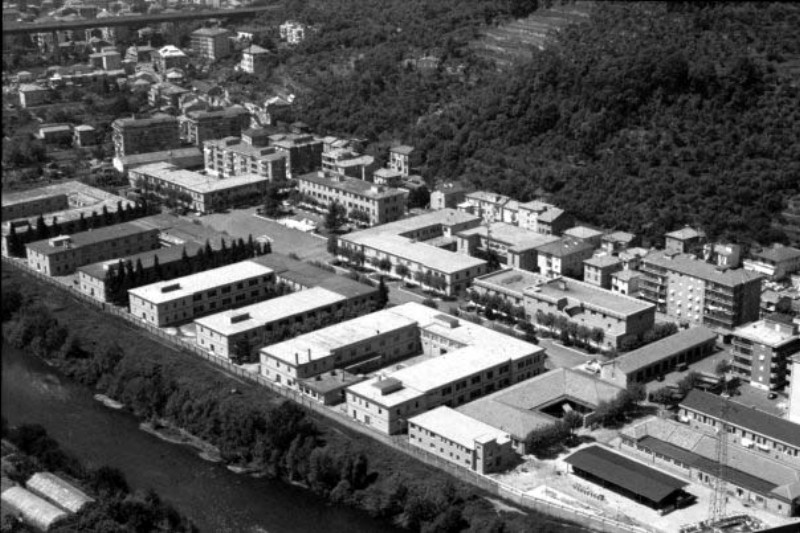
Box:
3, 256, 657, 533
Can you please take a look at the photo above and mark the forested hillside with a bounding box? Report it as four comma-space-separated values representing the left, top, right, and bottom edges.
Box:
274, 2, 800, 244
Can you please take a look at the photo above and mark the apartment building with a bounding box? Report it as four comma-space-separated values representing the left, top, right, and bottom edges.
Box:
181, 107, 250, 146
347, 341, 545, 435
731, 314, 800, 391
240, 44, 270, 74
26, 222, 160, 276
789, 355, 800, 425
196, 279, 378, 360
388, 145, 416, 177
128, 162, 268, 214
408, 407, 516, 474
112, 114, 181, 158
536, 237, 596, 279
462, 191, 518, 224
517, 200, 574, 236
744, 245, 800, 281
583, 254, 623, 289
204, 136, 287, 181
610, 269, 643, 297
89, 48, 121, 70
471, 268, 549, 311
563, 226, 604, 248
337, 209, 487, 297
665, 226, 706, 254
2, 187, 69, 222
154, 45, 189, 73
279, 21, 306, 45
639, 251, 764, 331
600, 231, 638, 253
455, 222, 559, 271
77, 242, 202, 302
129, 261, 276, 327
260, 308, 421, 403
599, 326, 717, 387
191, 27, 231, 61
18, 84, 52, 108
679, 389, 800, 467
524, 277, 656, 349
270, 133, 324, 178
297, 172, 407, 226
430, 183, 467, 210
321, 149, 374, 181
148, 82, 189, 109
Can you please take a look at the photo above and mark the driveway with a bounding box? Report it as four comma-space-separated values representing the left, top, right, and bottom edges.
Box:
539, 338, 591, 370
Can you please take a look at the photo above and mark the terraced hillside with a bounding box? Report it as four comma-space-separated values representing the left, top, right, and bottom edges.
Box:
472, 1, 593, 67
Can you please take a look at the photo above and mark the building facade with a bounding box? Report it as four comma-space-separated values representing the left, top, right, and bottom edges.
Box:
191, 27, 231, 61
26, 223, 160, 276
270, 133, 324, 178
240, 44, 270, 74
731, 314, 800, 391
181, 107, 250, 146
743, 245, 800, 281
128, 261, 276, 327
639, 251, 764, 331
204, 136, 288, 181
129, 162, 268, 214
297, 172, 407, 226
455, 222, 559, 272
408, 406, 516, 474
536, 237, 596, 279
583, 255, 623, 289
388, 145, 415, 176
112, 114, 181, 158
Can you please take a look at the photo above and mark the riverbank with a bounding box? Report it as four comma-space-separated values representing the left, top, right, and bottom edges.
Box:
2, 261, 586, 533
140, 419, 222, 463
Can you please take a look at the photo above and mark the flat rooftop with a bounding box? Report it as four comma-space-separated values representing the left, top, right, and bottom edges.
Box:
115, 146, 203, 169
665, 227, 704, 241
205, 137, 287, 161
474, 268, 549, 296
129, 261, 273, 304
409, 406, 510, 448
680, 389, 800, 448
601, 326, 717, 375
345, 209, 480, 239
298, 172, 407, 200
751, 244, 800, 263
261, 308, 418, 365
195, 287, 347, 336
644, 251, 764, 287
77, 242, 202, 280
602, 231, 636, 244
2, 180, 122, 208
733, 318, 799, 348
456, 222, 559, 252
349, 233, 485, 274
26, 220, 156, 256
113, 114, 177, 128
133, 162, 268, 193
525, 277, 654, 318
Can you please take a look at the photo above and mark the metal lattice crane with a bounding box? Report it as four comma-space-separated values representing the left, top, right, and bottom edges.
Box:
708, 397, 730, 523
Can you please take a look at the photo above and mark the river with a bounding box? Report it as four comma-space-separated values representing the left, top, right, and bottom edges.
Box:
1, 343, 398, 533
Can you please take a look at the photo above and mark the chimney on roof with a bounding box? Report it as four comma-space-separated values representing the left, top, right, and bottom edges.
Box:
294, 352, 298, 365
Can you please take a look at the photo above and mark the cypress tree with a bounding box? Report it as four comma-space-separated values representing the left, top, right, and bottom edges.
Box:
35, 214, 49, 240
247, 234, 255, 257
153, 254, 163, 280
134, 258, 145, 284
89, 210, 99, 229
51, 216, 61, 236
78, 212, 89, 232
262, 240, 272, 254
102, 205, 112, 226
7, 224, 25, 257
116, 200, 125, 223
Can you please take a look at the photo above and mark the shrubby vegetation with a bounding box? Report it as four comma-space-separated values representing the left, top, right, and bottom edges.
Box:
2, 269, 582, 532
1, 421, 196, 532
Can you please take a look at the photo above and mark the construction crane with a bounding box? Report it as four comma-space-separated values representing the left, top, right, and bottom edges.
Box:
708, 396, 730, 524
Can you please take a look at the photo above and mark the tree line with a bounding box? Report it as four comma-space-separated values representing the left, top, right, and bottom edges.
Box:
4, 200, 154, 258
104, 236, 272, 307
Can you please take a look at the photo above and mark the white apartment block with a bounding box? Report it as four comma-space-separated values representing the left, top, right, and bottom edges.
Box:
345, 303, 546, 435
195, 285, 377, 360
408, 406, 517, 474
204, 136, 288, 181
129, 261, 276, 327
